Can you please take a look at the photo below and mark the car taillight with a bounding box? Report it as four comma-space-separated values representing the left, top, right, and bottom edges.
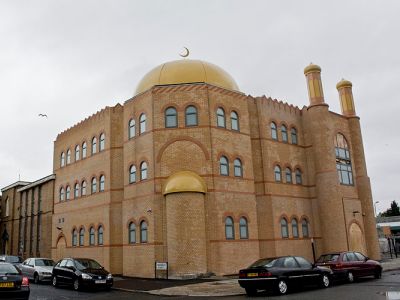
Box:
335, 263, 343, 269
22, 277, 29, 286
259, 272, 272, 277
239, 272, 246, 278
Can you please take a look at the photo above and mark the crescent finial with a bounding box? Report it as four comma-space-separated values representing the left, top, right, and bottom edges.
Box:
179, 47, 189, 58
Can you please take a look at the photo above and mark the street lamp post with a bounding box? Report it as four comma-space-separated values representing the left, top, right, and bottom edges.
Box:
374, 201, 380, 217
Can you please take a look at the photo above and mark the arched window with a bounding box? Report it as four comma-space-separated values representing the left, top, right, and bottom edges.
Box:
60, 152, 65, 167
274, 165, 282, 182
81, 181, 87, 196
140, 162, 148, 180
271, 122, 278, 140
65, 186, 71, 200
295, 169, 302, 185
129, 222, 136, 244
165, 107, 177, 128
231, 111, 239, 131
66, 149, 71, 165
225, 217, 234, 240
82, 142, 87, 158
99, 133, 105, 151
89, 227, 95, 246
99, 175, 105, 192
291, 127, 298, 145
98, 226, 104, 245
92, 137, 97, 154
140, 221, 148, 243
128, 119, 136, 139
91, 177, 97, 194
281, 218, 289, 238
217, 107, 225, 128
302, 219, 309, 237
75, 145, 80, 161
185, 106, 198, 126
335, 134, 353, 185
74, 183, 80, 198
281, 125, 288, 143
239, 217, 248, 239
139, 113, 146, 134
292, 219, 299, 238
72, 229, 77, 246
285, 167, 292, 183
220, 156, 229, 176
59, 187, 65, 202
5, 197, 9, 217
129, 165, 136, 183
79, 228, 85, 246
234, 158, 243, 177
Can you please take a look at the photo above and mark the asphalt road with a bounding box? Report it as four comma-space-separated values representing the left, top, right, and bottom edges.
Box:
28, 270, 400, 300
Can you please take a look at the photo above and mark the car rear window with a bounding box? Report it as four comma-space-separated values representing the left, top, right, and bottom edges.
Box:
248, 258, 278, 268
0, 264, 20, 275
75, 259, 103, 270
6, 256, 22, 263
35, 259, 55, 266
317, 254, 339, 263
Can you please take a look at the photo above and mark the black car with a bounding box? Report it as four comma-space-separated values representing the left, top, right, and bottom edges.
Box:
238, 256, 332, 296
52, 258, 113, 291
0, 262, 30, 299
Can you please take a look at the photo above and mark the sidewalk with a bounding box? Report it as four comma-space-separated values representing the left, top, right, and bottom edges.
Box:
112, 259, 400, 297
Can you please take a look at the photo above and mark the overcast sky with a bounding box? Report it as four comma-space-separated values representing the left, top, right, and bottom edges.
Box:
0, 1, 399, 213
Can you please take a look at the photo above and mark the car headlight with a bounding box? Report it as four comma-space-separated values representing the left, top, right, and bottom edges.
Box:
81, 273, 92, 280
107, 273, 113, 279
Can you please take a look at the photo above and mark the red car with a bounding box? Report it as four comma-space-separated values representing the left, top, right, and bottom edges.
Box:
315, 251, 382, 282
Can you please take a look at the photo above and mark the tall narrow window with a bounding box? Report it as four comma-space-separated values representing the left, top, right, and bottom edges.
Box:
60, 152, 65, 167
129, 165, 136, 183
335, 134, 353, 185
66, 149, 71, 165
139, 113, 146, 134
5, 197, 9, 217
72, 229, 77, 246
302, 219, 309, 237
128, 119, 136, 139
185, 106, 198, 126
74, 183, 80, 198
225, 217, 234, 240
81, 181, 87, 196
98, 226, 104, 245
281, 218, 289, 238
285, 167, 292, 183
239, 217, 248, 239
281, 125, 288, 143
82, 142, 87, 158
165, 107, 177, 128
220, 156, 229, 176
75, 145, 80, 161
231, 111, 239, 131
92, 137, 97, 154
91, 177, 97, 194
234, 158, 243, 177
217, 108, 225, 128
271, 122, 278, 140
140, 221, 148, 243
65, 186, 71, 200
295, 169, 302, 185
292, 219, 299, 238
99, 133, 105, 151
99, 175, 105, 192
59, 187, 65, 202
140, 162, 148, 180
79, 228, 85, 246
274, 165, 282, 182
129, 222, 136, 244
291, 128, 298, 145
89, 227, 95, 246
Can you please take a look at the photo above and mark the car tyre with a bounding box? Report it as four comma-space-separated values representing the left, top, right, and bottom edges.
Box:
73, 279, 80, 291
347, 271, 354, 283
52, 276, 58, 287
245, 287, 257, 296
374, 270, 382, 279
276, 279, 289, 295
34, 273, 40, 284
320, 274, 330, 288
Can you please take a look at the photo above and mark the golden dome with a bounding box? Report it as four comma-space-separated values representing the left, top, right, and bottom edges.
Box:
135, 59, 239, 95
163, 171, 207, 196
304, 63, 321, 75
336, 79, 352, 89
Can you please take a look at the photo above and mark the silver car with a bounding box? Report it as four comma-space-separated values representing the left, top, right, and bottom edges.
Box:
20, 258, 55, 283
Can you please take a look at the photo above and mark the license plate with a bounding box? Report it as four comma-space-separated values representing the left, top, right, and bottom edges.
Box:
247, 273, 258, 277
0, 282, 14, 288
95, 280, 106, 284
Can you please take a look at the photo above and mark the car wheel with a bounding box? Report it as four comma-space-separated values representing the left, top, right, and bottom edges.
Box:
276, 279, 289, 295
34, 273, 40, 284
347, 271, 354, 283
52, 276, 58, 287
320, 274, 330, 288
245, 287, 257, 296
73, 279, 80, 291
374, 270, 382, 279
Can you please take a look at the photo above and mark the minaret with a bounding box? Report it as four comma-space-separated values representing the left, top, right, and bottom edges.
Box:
304, 64, 326, 107
336, 79, 380, 259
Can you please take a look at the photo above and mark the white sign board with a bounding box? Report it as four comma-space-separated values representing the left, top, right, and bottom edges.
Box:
156, 262, 168, 270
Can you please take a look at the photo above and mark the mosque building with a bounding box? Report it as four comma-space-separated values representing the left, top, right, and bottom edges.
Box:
2, 57, 380, 278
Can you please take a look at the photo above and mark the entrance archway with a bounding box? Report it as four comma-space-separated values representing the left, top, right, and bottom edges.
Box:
55, 235, 67, 261
349, 222, 366, 254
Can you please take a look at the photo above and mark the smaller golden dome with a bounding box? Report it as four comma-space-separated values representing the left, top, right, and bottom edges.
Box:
163, 171, 207, 196
304, 63, 321, 75
336, 79, 353, 89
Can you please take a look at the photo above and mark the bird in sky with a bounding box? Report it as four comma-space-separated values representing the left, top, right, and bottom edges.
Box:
38, 113, 48, 118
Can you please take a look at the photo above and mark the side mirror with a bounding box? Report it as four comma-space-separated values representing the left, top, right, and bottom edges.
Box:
365, 257, 369, 261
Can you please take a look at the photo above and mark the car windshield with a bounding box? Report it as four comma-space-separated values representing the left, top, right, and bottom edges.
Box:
35, 259, 55, 266
248, 258, 278, 268
75, 259, 103, 271
6, 256, 22, 263
0, 264, 20, 275
317, 254, 339, 263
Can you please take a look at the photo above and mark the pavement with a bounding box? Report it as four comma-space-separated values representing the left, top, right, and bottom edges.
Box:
112, 257, 400, 297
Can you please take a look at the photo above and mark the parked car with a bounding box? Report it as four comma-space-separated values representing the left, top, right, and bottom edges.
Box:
0, 255, 23, 268
20, 258, 55, 283
315, 251, 382, 282
52, 258, 113, 291
238, 256, 332, 296
0, 262, 30, 299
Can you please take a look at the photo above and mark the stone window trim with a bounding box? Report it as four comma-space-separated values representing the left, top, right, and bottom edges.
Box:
128, 164, 137, 184
71, 227, 78, 247
285, 167, 292, 184
295, 168, 303, 185
270, 120, 278, 140
334, 133, 354, 186
221, 212, 236, 223
274, 164, 282, 182
139, 112, 147, 135
139, 219, 149, 243
97, 225, 104, 246
291, 218, 299, 238
65, 185, 71, 200
99, 174, 106, 192
89, 226, 96, 246
230, 110, 240, 131
73, 182, 80, 199
225, 216, 235, 240
140, 161, 149, 181
280, 217, 289, 239
91, 136, 98, 155
216, 107, 226, 128
236, 213, 251, 223
74, 144, 80, 161
59, 186, 65, 202
128, 118, 136, 139
80, 180, 87, 196
219, 155, 229, 176
60, 152, 65, 167
126, 218, 138, 228
280, 123, 289, 143
164, 106, 178, 128
66, 149, 71, 165
81, 141, 87, 159
290, 126, 299, 145
91, 176, 97, 194
99, 132, 106, 152
233, 158, 243, 177
239, 216, 249, 239
185, 105, 199, 127
128, 222, 137, 244
301, 217, 310, 238
96, 223, 105, 231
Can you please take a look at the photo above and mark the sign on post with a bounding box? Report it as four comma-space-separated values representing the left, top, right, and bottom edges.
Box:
155, 261, 168, 279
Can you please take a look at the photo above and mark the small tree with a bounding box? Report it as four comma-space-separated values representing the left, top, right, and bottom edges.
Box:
381, 200, 400, 217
